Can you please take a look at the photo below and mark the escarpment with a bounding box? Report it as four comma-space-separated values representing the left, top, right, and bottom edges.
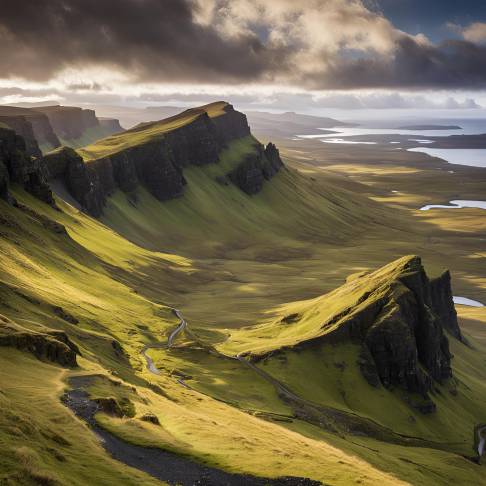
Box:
44, 147, 105, 217
99, 117, 124, 132
0, 106, 60, 153
236, 256, 463, 411
36, 105, 101, 140
46, 102, 283, 216
325, 257, 460, 401
0, 126, 54, 206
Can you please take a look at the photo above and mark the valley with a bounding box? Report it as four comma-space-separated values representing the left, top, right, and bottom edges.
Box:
0, 101, 485, 486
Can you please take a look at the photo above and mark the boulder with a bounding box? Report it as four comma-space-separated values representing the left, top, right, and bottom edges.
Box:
140, 412, 160, 425
228, 142, 284, 194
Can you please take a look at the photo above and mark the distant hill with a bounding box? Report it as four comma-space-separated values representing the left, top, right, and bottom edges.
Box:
397, 124, 462, 130
245, 110, 355, 138
2, 104, 124, 152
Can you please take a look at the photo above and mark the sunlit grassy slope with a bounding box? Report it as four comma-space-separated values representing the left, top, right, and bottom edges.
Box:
0, 191, 409, 485
217, 255, 418, 356
78, 101, 228, 161
100, 136, 391, 255
1, 128, 486, 485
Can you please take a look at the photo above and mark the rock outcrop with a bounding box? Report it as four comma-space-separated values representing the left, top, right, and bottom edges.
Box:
430, 270, 464, 341
253, 256, 463, 411
45, 102, 282, 216
0, 106, 60, 153
44, 147, 105, 217
329, 257, 459, 401
0, 126, 54, 206
0, 314, 79, 367
228, 142, 284, 194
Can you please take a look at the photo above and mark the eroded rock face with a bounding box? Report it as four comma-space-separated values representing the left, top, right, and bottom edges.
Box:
44, 147, 105, 217
0, 107, 60, 154
0, 126, 54, 206
430, 270, 463, 341
36, 105, 99, 140
228, 142, 284, 194
283, 256, 461, 409
336, 257, 458, 400
44, 103, 280, 216
0, 314, 79, 367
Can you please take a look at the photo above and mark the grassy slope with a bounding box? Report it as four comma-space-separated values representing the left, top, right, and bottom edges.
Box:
0, 129, 485, 484
0, 193, 405, 485
78, 101, 228, 161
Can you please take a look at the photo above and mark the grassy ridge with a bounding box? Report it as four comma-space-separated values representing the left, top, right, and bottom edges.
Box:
78, 101, 228, 161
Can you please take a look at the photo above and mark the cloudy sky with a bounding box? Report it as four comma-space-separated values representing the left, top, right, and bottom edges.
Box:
1, 0, 486, 112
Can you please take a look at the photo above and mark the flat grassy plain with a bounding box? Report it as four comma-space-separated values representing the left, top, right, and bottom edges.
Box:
0, 126, 485, 485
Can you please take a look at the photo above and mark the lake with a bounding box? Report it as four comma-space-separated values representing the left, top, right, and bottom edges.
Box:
408, 148, 486, 168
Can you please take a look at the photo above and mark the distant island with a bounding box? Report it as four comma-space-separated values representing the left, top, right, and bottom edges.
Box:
398, 124, 462, 130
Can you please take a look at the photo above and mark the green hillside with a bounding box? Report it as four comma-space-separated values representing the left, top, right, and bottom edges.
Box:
78, 101, 228, 161
1, 104, 485, 485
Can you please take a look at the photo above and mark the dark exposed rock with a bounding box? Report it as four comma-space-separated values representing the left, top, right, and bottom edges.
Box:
43, 102, 276, 216
356, 258, 456, 398
273, 257, 462, 409
52, 306, 79, 324
111, 339, 126, 357
165, 113, 221, 167
0, 314, 78, 367
430, 270, 464, 342
228, 142, 284, 194
281, 313, 300, 324
0, 115, 43, 158
44, 147, 105, 216
0, 106, 60, 154
94, 397, 124, 417
211, 103, 251, 143
0, 126, 54, 206
140, 412, 160, 425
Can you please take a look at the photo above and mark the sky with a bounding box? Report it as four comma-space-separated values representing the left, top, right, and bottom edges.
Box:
1, 0, 486, 113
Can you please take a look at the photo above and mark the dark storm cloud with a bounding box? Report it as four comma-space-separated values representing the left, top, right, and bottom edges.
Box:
0, 0, 284, 83
316, 36, 486, 90
1, 0, 486, 90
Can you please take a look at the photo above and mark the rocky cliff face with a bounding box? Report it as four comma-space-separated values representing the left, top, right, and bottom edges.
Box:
430, 270, 464, 342
272, 256, 463, 411
0, 115, 43, 158
99, 117, 124, 132
0, 126, 54, 206
36, 105, 99, 140
333, 257, 458, 405
228, 142, 284, 194
0, 106, 60, 153
44, 147, 105, 217
45, 103, 282, 216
